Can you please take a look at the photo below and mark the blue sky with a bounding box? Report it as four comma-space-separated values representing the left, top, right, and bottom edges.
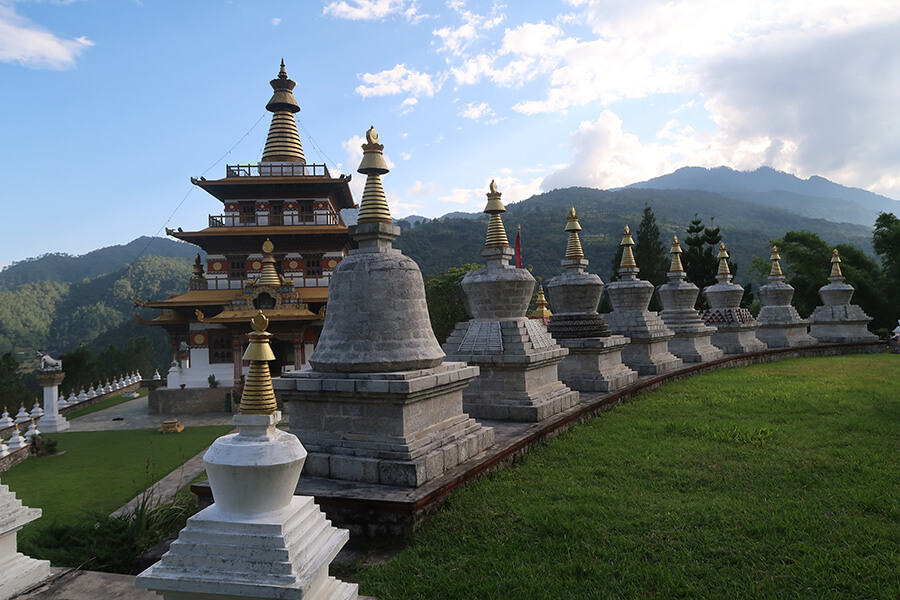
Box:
2, 0, 899, 266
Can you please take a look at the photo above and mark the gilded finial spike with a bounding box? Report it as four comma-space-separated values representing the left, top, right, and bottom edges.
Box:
669, 236, 685, 273
484, 180, 509, 248
716, 242, 731, 277
829, 248, 843, 278
357, 126, 392, 224
769, 245, 783, 277
263, 60, 304, 162
564, 207, 584, 260
256, 239, 282, 287
619, 225, 637, 269
240, 311, 277, 415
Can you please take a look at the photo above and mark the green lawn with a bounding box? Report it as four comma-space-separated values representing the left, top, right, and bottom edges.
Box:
2, 425, 233, 535
359, 354, 900, 600
65, 387, 148, 420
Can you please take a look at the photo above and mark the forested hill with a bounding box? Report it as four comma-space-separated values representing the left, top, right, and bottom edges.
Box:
626, 166, 900, 227
0, 236, 201, 290
395, 187, 874, 284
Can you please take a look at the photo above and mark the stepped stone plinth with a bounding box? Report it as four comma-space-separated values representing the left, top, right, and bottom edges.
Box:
808, 249, 877, 343
702, 242, 767, 354
656, 237, 724, 362
137, 312, 357, 600
443, 183, 578, 422
604, 226, 682, 376
756, 246, 817, 348
276, 128, 493, 487
545, 208, 637, 391
0, 480, 51, 598
36, 370, 69, 433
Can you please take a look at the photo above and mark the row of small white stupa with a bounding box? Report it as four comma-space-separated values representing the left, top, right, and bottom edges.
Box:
57, 370, 150, 408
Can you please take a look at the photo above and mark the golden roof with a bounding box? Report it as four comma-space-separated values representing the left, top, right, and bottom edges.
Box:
769, 245, 783, 277
484, 180, 509, 248
261, 60, 306, 164
356, 126, 392, 224
205, 307, 318, 324
619, 225, 637, 269
830, 248, 843, 278
564, 207, 584, 260
716, 242, 731, 277
669, 236, 685, 273
239, 312, 278, 415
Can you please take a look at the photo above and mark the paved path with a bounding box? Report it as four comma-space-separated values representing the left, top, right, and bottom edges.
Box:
65, 395, 234, 516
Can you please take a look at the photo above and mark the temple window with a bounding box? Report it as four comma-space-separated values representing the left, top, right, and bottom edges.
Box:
209, 332, 233, 364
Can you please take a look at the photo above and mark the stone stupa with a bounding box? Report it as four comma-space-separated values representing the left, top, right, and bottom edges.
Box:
275, 127, 493, 487
137, 312, 358, 600
443, 183, 578, 422
656, 236, 724, 362
604, 226, 683, 376
545, 208, 637, 391
701, 242, 767, 354
808, 249, 877, 343
755, 246, 817, 348
0, 480, 50, 598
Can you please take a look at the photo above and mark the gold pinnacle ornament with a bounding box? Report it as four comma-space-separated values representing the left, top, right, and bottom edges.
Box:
716, 242, 731, 277
769, 246, 784, 278
239, 311, 278, 415
830, 248, 843, 278
564, 207, 584, 260
356, 126, 392, 224
257, 238, 283, 287
619, 225, 637, 269
528, 285, 553, 319
669, 236, 685, 273
484, 180, 510, 248
262, 60, 306, 164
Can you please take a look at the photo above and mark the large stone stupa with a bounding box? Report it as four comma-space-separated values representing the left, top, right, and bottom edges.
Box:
701, 242, 767, 354
604, 226, 683, 376
443, 183, 579, 422
275, 128, 493, 487
755, 246, 817, 348
808, 249, 877, 343
656, 236, 724, 362
137, 312, 357, 600
545, 208, 637, 391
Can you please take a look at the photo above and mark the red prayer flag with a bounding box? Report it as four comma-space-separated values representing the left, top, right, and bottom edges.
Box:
515, 227, 522, 269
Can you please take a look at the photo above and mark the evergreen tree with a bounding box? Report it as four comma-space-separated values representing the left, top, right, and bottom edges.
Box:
634, 205, 669, 287
873, 212, 900, 321
0, 352, 30, 409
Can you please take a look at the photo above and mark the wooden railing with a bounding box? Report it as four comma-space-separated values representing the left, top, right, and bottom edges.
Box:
225, 163, 330, 178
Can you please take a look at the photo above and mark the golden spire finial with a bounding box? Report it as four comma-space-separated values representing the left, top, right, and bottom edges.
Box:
528, 285, 553, 319
191, 253, 205, 281
669, 236, 685, 273
619, 225, 637, 269
239, 311, 277, 415
769, 245, 783, 277
564, 207, 584, 260
830, 248, 843, 278
716, 242, 731, 277
356, 126, 393, 224
257, 239, 282, 287
484, 180, 509, 248
262, 60, 305, 163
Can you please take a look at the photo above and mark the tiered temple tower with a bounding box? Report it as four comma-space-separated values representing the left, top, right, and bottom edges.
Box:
656, 236, 724, 362
443, 183, 579, 422
275, 128, 493, 487
545, 208, 637, 391
755, 246, 817, 348
137, 312, 358, 600
808, 249, 877, 343
139, 61, 355, 389
604, 226, 683, 375
701, 243, 767, 354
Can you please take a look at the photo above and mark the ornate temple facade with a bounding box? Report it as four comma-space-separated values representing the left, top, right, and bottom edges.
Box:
138, 62, 355, 389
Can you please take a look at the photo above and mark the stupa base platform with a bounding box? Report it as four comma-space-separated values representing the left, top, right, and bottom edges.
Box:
136, 497, 358, 600
667, 331, 725, 363
275, 363, 495, 488
709, 325, 767, 355
556, 336, 637, 392
809, 305, 877, 343
619, 337, 683, 376
756, 322, 817, 348
36, 413, 69, 433
0, 483, 51, 599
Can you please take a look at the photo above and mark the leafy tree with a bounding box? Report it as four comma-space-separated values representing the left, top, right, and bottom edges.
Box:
0, 352, 30, 409
873, 213, 900, 317
61, 345, 98, 393
424, 264, 481, 343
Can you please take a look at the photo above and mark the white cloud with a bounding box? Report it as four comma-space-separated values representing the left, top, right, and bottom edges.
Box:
399, 97, 418, 114
407, 180, 436, 197
322, 0, 429, 23
439, 173, 546, 212
432, 3, 504, 55
271, 17, 282, 26
355, 64, 440, 99
459, 101, 495, 121
0, 3, 94, 69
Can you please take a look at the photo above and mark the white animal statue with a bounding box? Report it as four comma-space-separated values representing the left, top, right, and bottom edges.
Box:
35, 350, 62, 371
